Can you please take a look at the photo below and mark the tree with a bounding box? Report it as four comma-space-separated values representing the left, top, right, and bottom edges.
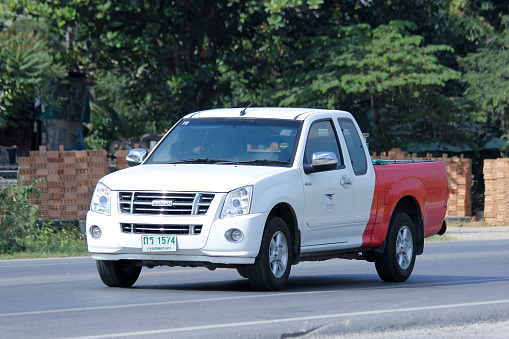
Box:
461, 15, 509, 146
1, 0, 504, 154
256, 20, 462, 152
2, 0, 324, 134
0, 29, 66, 127
339, 21, 462, 151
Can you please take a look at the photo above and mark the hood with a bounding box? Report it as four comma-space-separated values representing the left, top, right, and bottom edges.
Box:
99, 164, 290, 192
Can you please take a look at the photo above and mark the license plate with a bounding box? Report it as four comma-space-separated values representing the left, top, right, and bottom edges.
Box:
141, 235, 177, 252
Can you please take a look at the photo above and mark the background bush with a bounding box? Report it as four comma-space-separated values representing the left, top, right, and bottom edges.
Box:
0, 178, 41, 253
21, 221, 87, 255
0, 179, 87, 256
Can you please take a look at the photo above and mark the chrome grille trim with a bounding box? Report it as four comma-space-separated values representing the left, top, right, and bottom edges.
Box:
121, 223, 202, 235
118, 191, 215, 215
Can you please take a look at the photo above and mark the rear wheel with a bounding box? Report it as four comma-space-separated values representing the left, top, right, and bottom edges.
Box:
375, 212, 416, 282
96, 260, 142, 287
246, 217, 292, 291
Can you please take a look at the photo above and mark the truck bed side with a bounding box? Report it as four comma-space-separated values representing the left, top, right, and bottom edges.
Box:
362, 161, 449, 248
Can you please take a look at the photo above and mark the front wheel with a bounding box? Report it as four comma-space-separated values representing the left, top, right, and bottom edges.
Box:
96, 260, 142, 287
236, 266, 248, 279
246, 217, 292, 291
375, 212, 416, 282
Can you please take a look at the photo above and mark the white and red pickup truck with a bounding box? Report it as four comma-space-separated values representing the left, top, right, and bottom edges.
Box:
86, 107, 449, 290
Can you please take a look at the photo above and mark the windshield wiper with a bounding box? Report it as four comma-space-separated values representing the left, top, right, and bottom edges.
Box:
167, 158, 229, 164
219, 159, 291, 166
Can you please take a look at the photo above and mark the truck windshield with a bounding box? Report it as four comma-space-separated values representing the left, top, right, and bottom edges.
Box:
146, 118, 302, 166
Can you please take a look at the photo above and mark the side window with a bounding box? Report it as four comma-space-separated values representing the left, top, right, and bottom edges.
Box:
338, 118, 368, 175
304, 120, 343, 168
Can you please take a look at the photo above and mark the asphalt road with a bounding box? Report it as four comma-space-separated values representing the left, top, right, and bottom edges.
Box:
1, 239, 509, 339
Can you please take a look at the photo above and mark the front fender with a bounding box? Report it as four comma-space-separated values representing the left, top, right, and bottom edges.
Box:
251, 180, 303, 220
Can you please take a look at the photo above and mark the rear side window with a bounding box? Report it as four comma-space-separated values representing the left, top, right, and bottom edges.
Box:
338, 118, 367, 175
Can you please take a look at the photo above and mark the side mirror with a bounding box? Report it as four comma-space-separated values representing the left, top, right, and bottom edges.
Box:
304, 151, 338, 174
126, 148, 148, 167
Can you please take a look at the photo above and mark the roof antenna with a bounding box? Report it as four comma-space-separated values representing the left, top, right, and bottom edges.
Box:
240, 103, 252, 116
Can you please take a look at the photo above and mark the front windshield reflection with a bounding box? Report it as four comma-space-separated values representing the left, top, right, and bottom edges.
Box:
146, 118, 302, 166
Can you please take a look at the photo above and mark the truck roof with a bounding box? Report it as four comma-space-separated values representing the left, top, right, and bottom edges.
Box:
184, 107, 353, 120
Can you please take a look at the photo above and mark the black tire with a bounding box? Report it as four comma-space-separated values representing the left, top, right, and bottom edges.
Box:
96, 260, 142, 287
246, 217, 292, 291
236, 266, 249, 278
375, 212, 416, 282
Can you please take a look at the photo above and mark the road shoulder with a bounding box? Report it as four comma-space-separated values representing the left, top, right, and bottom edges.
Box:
444, 225, 509, 241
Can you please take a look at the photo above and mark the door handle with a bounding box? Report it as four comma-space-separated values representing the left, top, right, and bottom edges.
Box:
340, 176, 352, 188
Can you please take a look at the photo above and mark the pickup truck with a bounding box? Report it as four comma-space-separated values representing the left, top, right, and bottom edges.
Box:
86, 107, 449, 291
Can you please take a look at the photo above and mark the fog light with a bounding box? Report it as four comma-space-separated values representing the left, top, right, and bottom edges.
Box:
90, 225, 102, 239
225, 228, 244, 242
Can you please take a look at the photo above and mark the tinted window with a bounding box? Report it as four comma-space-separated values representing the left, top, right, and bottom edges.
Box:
146, 118, 301, 166
338, 118, 367, 175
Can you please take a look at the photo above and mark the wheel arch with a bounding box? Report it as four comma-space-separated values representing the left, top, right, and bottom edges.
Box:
376, 177, 426, 255
392, 195, 424, 255
268, 202, 301, 265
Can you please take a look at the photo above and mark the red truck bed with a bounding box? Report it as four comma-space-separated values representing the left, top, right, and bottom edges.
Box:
363, 160, 449, 247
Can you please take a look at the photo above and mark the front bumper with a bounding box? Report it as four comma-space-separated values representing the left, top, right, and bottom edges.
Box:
86, 210, 268, 265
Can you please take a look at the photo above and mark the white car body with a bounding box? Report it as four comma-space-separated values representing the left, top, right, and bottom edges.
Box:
87, 108, 374, 264
86, 107, 449, 290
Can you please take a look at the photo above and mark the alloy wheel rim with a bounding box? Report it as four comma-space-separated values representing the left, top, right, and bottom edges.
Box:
396, 225, 413, 270
269, 231, 288, 278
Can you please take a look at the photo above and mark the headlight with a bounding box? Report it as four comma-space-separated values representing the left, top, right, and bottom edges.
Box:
90, 182, 111, 215
220, 186, 253, 218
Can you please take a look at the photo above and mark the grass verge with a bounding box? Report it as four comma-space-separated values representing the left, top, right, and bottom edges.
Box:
0, 223, 89, 260
446, 219, 491, 227
425, 234, 457, 242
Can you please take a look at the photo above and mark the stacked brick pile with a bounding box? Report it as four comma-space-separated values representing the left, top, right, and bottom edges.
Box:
444, 155, 472, 217
18, 146, 109, 220
483, 159, 509, 225
116, 150, 129, 170
374, 148, 433, 160
372, 148, 472, 217
376, 148, 421, 160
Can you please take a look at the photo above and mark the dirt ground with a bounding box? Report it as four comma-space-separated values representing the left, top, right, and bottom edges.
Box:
337, 320, 509, 338
444, 225, 509, 241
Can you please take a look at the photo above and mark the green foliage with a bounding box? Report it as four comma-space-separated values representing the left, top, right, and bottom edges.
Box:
0, 179, 86, 256
337, 21, 462, 151
2, 0, 509, 154
3, 0, 325, 137
20, 221, 87, 255
253, 19, 462, 151
338, 21, 460, 93
461, 16, 509, 146
84, 72, 148, 150
0, 29, 67, 127
0, 179, 41, 253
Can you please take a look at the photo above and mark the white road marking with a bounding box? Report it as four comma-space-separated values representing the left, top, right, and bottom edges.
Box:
0, 291, 301, 317
66, 299, 509, 339
1, 277, 506, 318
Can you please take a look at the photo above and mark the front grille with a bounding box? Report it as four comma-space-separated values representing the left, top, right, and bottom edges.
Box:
121, 223, 202, 235
118, 191, 215, 215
